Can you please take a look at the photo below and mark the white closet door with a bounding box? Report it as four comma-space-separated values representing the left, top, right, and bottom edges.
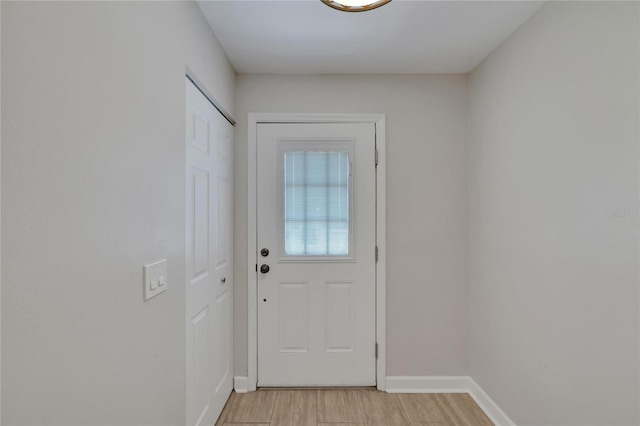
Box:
185, 77, 233, 426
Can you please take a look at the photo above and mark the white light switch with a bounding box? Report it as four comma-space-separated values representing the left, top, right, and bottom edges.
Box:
144, 259, 167, 301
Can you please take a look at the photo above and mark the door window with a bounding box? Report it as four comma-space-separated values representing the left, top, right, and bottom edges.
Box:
278, 141, 354, 260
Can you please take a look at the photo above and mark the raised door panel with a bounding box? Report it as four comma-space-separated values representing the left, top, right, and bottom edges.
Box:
325, 281, 354, 352
190, 168, 210, 282
216, 176, 230, 270
190, 307, 211, 426
212, 289, 230, 393
278, 282, 309, 353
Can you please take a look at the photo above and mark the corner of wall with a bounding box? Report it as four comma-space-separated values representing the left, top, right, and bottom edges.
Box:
385, 376, 515, 426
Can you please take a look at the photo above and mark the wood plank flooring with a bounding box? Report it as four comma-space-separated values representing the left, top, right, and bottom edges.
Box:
215, 389, 493, 426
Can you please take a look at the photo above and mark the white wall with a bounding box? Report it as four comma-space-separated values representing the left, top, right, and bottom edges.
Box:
468, 2, 639, 425
1, 2, 235, 424
234, 74, 468, 377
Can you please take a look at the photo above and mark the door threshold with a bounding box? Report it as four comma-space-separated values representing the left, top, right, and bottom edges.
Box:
257, 386, 377, 391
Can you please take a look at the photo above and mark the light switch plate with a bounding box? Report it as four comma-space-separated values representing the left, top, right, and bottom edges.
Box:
144, 259, 168, 301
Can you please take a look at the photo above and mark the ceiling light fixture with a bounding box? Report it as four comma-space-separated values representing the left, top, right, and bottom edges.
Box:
321, 0, 391, 12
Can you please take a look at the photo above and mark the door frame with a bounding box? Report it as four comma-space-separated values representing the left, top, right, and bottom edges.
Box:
246, 113, 387, 391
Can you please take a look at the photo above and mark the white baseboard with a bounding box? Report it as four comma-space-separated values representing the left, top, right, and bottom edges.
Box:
234, 374, 513, 425
386, 376, 515, 426
233, 376, 249, 393
386, 376, 471, 393
467, 378, 516, 426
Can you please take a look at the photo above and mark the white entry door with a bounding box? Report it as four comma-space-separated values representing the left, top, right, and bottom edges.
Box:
185, 77, 233, 426
257, 122, 377, 386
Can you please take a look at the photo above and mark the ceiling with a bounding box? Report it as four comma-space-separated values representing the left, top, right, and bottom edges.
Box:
197, 0, 544, 74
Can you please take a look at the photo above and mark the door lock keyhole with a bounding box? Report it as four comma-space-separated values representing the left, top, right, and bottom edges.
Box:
261, 248, 270, 257
260, 264, 270, 274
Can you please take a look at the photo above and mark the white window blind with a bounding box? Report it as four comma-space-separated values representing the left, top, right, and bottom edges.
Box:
284, 151, 350, 256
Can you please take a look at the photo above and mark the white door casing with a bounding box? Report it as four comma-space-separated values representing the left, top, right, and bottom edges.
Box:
185, 77, 233, 425
252, 118, 385, 387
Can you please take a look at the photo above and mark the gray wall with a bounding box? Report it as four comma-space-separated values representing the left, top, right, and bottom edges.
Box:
234, 74, 469, 377
468, 2, 639, 425
2, 2, 235, 424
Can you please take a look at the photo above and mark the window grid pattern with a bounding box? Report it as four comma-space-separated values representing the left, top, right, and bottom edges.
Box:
284, 151, 350, 256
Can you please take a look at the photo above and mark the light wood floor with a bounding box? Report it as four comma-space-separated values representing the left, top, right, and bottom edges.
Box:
215, 389, 494, 426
